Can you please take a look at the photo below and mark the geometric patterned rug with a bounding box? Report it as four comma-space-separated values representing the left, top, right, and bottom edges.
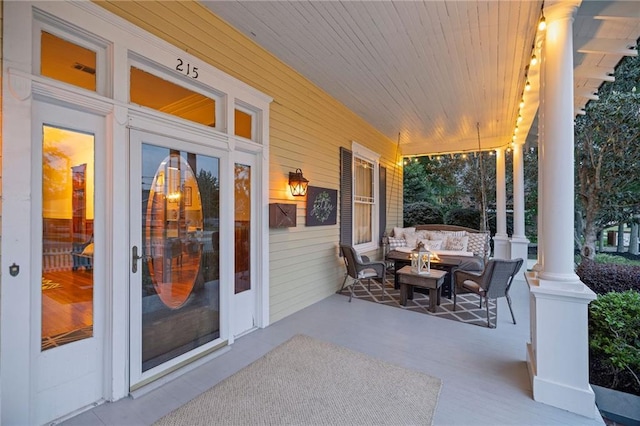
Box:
338, 276, 497, 328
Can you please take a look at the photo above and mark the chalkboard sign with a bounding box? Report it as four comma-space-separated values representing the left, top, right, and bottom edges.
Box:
306, 186, 337, 226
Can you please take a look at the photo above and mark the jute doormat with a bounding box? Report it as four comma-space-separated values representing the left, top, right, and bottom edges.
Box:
155, 334, 441, 425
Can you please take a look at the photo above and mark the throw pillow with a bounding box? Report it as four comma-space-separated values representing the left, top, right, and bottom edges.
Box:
445, 235, 469, 251
414, 230, 429, 239
393, 226, 416, 239
403, 232, 419, 249
441, 230, 467, 238
81, 242, 94, 256
419, 239, 443, 250
467, 233, 488, 257
388, 237, 407, 248
424, 231, 446, 241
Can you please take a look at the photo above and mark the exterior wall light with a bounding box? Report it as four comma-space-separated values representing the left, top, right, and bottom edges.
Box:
288, 168, 309, 196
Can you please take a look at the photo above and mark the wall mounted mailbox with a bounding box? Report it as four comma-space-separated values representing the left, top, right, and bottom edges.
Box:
269, 203, 297, 228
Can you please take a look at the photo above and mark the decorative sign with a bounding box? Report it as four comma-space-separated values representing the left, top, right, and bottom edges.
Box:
306, 186, 337, 226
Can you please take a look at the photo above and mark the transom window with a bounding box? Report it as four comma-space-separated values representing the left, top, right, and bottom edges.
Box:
41, 31, 97, 92
130, 66, 217, 128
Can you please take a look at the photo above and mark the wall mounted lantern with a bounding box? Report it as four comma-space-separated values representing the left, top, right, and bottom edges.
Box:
288, 168, 309, 196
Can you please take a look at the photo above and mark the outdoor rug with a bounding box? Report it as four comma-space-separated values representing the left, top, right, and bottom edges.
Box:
338, 276, 497, 328
154, 334, 441, 426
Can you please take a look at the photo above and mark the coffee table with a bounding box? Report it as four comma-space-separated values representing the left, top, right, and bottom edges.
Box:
396, 266, 447, 312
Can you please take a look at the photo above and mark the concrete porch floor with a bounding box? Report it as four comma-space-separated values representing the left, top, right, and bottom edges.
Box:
62, 272, 603, 425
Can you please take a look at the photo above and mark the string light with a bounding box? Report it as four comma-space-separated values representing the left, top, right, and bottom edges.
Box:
531, 54, 538, 66
519, 98, 525, 108
538, 10, 546, 31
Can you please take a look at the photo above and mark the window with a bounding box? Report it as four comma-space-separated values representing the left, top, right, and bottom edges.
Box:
41, 31, 97, 92
234, 109, 252, 140
340, 142, 382, 253
354, 156, 374, 245
130, 66, 217, 127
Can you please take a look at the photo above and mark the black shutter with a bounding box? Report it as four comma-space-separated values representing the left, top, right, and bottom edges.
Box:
379, 165, 387, 246
340, 147, 352, 247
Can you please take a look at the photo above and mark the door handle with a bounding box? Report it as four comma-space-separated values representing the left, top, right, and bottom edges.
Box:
132, 245, 150, 273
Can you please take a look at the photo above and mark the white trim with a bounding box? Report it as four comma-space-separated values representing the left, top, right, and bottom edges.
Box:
351, 141, 380, 253
33, 8, 111, 96
352, 140, 380, 162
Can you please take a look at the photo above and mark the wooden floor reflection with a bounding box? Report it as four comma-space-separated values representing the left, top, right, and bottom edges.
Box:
41, 268, 93, 349
150, 252, 201, 309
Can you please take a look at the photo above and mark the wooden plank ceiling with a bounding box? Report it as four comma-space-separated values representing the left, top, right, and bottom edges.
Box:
203, 1, 640, 157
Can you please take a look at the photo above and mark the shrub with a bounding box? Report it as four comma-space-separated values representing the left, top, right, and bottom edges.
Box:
589, 291, 640, 395
403, 202, 443, 227
576, 259, 640, 295
444, 208, 481, 229
594, 253, 640, 267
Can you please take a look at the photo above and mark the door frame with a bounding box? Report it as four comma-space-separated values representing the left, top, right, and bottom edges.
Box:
128, 122, 233, 388
231, 142, 269, 334
1, 83, 115, 424
30, 100, 108, 425
232, 152, 259, 337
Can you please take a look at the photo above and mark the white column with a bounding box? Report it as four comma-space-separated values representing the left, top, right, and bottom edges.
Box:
510, 142, 529, 266
537, 1, 581, 285
493, 147, 510, 258
526, 0, 597, 419
533, 41, 545, 273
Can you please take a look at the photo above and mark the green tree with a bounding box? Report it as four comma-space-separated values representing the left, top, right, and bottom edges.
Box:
402, 160, 431, 204
575, 51, 640, 259
196, 169, 220, 228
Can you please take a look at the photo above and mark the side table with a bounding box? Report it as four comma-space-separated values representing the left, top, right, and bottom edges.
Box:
396, 266, 447, 313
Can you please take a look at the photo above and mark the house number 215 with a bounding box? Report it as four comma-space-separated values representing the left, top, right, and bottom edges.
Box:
176, 58, 198, 79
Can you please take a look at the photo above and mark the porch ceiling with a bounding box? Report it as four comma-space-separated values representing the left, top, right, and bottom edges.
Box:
204, 1, 640, 157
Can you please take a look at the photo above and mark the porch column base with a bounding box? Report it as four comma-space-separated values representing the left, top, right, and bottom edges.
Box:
510, 236, 529, 273
493, 234, 510, 259
525, 271, 597, 418
526, 343, 600, 419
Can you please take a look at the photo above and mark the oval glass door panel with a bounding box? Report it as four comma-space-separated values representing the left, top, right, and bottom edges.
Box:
141, 144, 220, 372
146, 153, 203, 308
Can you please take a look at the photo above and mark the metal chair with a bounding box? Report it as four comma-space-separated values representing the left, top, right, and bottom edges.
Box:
453, 258, 524, 328
339, 244, 387, 302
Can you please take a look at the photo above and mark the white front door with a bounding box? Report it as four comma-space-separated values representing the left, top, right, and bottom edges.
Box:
129, 129, 228, 388
32, 101, 106, 424
232, 152, 258, 337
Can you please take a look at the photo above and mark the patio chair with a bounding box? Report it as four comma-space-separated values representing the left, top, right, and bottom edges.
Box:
453, 258, 524, 328
339, 244, 387, 303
